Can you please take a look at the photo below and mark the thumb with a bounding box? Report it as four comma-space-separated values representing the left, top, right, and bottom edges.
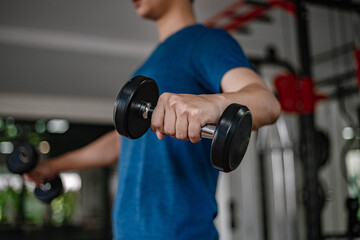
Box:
23, 173, 30, 182
23, 173, 41, 187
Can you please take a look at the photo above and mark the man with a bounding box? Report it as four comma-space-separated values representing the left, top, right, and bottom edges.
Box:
25, 0, 281, 239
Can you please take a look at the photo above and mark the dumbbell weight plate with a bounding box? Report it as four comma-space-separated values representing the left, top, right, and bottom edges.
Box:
114, 75, 159, 139
211, 104, 252, 173
34, 175, 63, 203
6, 143, 38, 174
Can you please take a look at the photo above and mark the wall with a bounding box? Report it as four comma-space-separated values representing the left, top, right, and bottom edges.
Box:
1, 1, 359, 239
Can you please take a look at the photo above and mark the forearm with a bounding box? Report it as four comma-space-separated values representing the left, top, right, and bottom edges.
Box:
219, 67, 281, 130
48, 130, 120, 173
212, 84, 280, 130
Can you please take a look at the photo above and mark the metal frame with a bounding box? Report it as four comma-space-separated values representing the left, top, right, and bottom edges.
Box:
256, 116, 298, 240
295, 1, 359, 239
294, 1, 323, 239
205, 1, 359, 239
304, 0, 360, 13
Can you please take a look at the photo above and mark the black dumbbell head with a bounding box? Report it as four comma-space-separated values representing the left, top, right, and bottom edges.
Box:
34, 175, 63, 203
113, 75, 159, 139
211, 104, 252, 172
6, 143, 38, 174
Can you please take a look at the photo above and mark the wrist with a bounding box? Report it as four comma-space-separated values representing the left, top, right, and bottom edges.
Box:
201, 94, 229, 112
46, 156, 64, 175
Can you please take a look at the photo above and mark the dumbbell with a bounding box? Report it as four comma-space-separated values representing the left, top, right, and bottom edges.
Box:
113, 75, 253, 172
6, 143, 63, 203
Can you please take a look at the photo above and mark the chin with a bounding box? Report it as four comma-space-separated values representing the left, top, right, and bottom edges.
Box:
135, 7, 147, 17
137, 10, 158, 20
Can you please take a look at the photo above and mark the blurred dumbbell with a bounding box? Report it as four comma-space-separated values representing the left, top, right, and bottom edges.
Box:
6, 143, 63, 203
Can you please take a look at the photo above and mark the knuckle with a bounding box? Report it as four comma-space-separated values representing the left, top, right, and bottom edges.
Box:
161, 92, 171, 98
158, 92, 170, 103
168, 95, 180, 108
178, 105, 189, 116
189, 108, 201, 119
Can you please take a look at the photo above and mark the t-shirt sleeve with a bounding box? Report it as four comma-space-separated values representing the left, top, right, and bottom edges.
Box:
190, 28, 254, 93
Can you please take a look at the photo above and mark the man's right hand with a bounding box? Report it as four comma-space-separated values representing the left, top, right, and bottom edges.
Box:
24, 161, 57, 187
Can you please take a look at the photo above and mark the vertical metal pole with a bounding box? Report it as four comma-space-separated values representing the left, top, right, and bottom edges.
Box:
258, 148, 269, 239
294, 1, 322, 240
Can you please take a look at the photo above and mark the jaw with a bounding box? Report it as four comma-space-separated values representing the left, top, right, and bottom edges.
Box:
131, 0, 196, 41
133, 0, 176, 21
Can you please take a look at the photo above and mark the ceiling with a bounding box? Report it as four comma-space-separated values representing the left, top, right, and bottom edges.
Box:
0, 0, 293, 98
0, 0, 357, 123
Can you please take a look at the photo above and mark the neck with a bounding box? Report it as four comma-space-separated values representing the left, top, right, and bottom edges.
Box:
156, 2, 196, 42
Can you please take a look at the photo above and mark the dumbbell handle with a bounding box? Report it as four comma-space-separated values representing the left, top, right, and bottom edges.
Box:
139, 102, 216, 139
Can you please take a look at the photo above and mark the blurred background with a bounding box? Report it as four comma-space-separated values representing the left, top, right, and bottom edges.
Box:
0, 0, 360, 239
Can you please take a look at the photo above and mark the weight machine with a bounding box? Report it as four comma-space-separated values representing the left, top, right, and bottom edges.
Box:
204, 1, 360, 240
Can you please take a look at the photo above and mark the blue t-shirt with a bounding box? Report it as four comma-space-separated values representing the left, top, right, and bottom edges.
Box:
112, 24, 252, 240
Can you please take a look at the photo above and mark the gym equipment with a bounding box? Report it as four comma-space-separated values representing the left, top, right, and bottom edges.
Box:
6, 143, 63, 203
346, 197, 360, 237
113, 75, 253, 172
304, 185, 326, 210
315, 130, 330, 167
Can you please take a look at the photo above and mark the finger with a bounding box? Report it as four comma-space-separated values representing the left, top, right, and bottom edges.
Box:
175, 109, 189, 140
163, 106, 176, 137
24, 172, 37, 182
24, 173, 41, 186
188, 120, 202, 143
150, 103, 165, 135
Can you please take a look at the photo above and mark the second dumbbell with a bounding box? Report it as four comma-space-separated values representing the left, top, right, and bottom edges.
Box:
6, 143, 63, 203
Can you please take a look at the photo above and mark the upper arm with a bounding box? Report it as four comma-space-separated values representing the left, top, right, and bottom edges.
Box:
221, 67, 269, 93
220, 67, 281, 129
192, 29, 254, 93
